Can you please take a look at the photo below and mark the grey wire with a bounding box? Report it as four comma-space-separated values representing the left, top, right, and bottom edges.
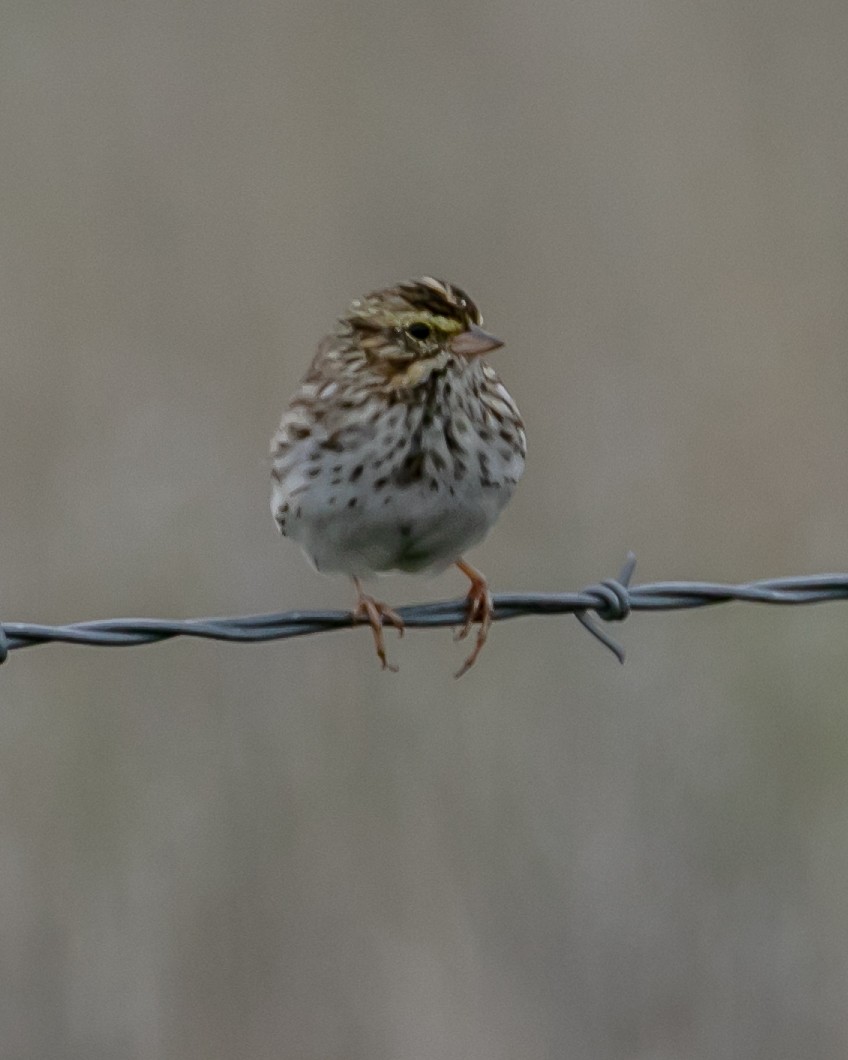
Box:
2, 553, 848, 666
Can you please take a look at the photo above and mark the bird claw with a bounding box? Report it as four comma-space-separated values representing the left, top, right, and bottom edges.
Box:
352, 588, 404, 673
454, 575, 494, 679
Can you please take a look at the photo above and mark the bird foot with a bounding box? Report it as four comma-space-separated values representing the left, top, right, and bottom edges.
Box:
352, 581, 404, 672
454, 563, 494, 678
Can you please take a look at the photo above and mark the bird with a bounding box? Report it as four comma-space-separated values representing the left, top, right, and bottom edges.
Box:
270, 277, 526, 676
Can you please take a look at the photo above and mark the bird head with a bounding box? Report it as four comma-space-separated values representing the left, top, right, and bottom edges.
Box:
343, 277, 503, 387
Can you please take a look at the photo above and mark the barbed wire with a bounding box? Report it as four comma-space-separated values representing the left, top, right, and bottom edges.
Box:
3, 555, 848, 667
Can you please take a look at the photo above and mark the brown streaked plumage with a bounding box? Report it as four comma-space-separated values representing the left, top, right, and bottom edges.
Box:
270, 277, 525, 676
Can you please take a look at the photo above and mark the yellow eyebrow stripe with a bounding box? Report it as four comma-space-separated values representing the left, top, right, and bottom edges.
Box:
392, 311, 465, 335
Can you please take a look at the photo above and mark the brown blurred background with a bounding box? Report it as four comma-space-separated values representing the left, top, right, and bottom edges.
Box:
2, 1, 848, 1057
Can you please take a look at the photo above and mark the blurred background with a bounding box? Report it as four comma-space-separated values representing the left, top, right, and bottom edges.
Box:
2, 1, 848, 1057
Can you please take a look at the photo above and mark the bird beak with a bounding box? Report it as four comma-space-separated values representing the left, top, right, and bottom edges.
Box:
449, 323, 505, 358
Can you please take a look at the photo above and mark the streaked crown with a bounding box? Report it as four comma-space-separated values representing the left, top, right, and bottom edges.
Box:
348, 277, 482, 331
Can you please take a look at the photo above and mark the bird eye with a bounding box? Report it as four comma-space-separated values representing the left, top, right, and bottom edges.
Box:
408, 322, 431, 341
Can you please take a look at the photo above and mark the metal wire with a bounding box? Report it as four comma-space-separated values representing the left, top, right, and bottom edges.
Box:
4, 554, 848, 667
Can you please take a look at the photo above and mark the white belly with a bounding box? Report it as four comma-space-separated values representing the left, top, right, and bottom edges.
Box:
284, 478, 512, 576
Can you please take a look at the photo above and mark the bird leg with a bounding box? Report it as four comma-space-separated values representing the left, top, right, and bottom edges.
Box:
453, 559, 494, 678
351, 577, 405, 673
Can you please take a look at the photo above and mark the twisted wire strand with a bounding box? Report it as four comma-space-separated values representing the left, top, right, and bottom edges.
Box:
2, 554, 848, 666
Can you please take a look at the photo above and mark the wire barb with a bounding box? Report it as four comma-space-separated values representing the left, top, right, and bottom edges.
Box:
572, 552, 637, 664
3, 554, 848, 667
